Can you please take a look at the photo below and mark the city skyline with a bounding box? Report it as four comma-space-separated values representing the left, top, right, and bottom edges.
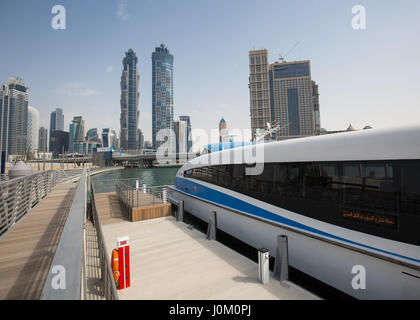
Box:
0, 1, 420, 144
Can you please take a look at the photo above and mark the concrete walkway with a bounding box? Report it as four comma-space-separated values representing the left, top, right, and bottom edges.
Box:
101, 216, 319, 300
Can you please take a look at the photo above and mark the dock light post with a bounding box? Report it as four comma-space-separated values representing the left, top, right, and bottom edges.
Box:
142, 183, 146, 194
258, 248, 270, 284
135, 180, 139, 189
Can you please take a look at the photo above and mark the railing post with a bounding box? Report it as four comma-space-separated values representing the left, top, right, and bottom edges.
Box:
162, 188, 167, 204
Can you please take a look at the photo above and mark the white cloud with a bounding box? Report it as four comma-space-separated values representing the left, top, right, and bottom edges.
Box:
106, 66, 114, 73
58, 81, 99, 97
117, 0, 129, 21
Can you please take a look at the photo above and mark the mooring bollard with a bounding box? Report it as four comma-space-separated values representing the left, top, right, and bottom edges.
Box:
206, 211, 217, 240
177, 200, 184, 222
142, 183, 146, 194
258, 248, 270, 284
273, 235, 289, 281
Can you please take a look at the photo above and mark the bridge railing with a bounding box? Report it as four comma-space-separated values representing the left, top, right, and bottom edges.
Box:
0, 168, 84, 238
90, 183, 119, 300
41, 169, 88, 300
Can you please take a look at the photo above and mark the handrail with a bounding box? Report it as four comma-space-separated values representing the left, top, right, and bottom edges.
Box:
40, 169, 88, 300
0, 168, 84, 238
115, 181, 171, 209
90, 183, 119, 300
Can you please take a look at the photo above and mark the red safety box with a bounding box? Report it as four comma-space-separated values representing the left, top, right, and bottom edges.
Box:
117, 236, 130, 289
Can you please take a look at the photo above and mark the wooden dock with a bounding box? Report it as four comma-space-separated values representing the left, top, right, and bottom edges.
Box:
100, 216, 320, 300
0, 182, 77, 300
96, 191, 171, 223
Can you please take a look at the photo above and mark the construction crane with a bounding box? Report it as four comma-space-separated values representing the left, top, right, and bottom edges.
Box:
278, 41, 300, 63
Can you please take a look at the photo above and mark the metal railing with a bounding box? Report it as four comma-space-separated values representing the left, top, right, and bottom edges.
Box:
41, 169, 88, 300
0, 168, 84, 238
90, 183, 119, 300
116, 181, 170, 209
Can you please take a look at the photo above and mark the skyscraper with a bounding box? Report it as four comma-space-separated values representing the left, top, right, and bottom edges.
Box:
38, 127, 48, 152
50, 108, 64, 133
102, 128, 117, 149
50, 130, 69, 157
27, 106, 39, 153
179, 115, 192, 152
138, 129, 144, 149
219, 118, 228, 143
152, 44, 174, 150
0, 77, 29, 158
249, 49, 320, 140
174, 118, 187, 155
69, 116, 85, 154
120, 49, 140, 150
312, 80, 321, 135
86, 128, 100, 143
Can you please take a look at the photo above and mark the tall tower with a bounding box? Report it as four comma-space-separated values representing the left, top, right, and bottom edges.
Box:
219, 118, 228, 143
312, 80, 321, 135
120, 49, 140, 150
69, 116, 85, 154
179, 115, 192, 152
50, 108, 64, 133
249, 49, 320, 140
38, 127, 48, 152
249, 50, 271, 141
27, 106, 39, 153
0, 77, 29, 158
152, 44, 174, 150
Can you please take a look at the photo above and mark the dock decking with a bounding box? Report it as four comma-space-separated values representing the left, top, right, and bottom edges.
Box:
100, 216, 319, 300
0, 182, 77, 300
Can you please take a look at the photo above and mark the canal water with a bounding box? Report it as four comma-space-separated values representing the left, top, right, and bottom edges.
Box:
91, 167, 180, 193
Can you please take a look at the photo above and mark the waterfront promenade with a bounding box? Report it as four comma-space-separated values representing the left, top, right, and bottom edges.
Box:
0, 167, 121, 300
0, 182, 77, 299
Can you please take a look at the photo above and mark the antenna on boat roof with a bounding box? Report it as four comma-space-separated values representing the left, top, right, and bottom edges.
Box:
255, 121, 290, 142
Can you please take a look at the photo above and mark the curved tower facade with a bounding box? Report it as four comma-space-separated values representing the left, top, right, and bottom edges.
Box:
152, 44, 174, 150
120, 49, 139, 150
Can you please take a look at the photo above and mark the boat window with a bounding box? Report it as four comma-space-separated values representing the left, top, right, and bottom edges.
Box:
400, 161, 420, 215
341, 163, 363, 208
363, 162, 396, 213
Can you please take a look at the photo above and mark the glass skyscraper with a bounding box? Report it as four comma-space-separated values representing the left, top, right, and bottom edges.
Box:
0, 77, 29, 158
152, 44, 174, 150
179, 115, 192, 152
50, 108, 64, 133
120, 49, 140, 150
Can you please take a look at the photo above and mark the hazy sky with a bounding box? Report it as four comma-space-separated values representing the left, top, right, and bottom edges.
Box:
0, 0, 419, 143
